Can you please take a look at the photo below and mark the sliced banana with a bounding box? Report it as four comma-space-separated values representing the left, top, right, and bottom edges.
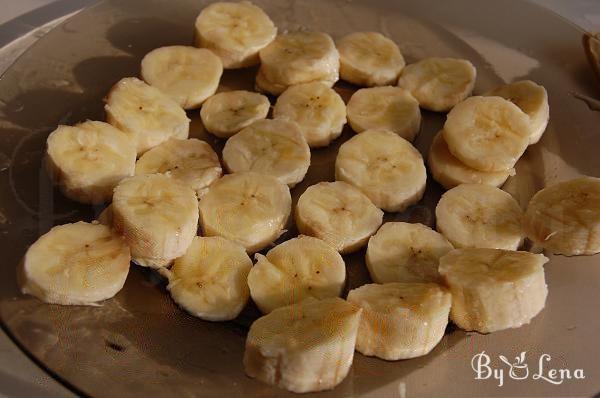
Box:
105, 77, 190, 155
366, 222, 454, 284
273, 82, 346, 147
248, 236, 346, 314
442, 96, 531, 172
435, 184, 524, 250
346, 86, 421, 141
485, 80, 549, 145
20, 222, 130, 305
335, 129, 427, 212
337, 31, 405, 87
523, 176, 600, 256
198, 171, 291, 253
222, 119, 311, 187
46, 120, 136, 204
200, 90, 270, 138
244, 297, 362, 393
439, 248, 548, 333
194, 1, 277, 69
112, 174, 199, 268
295, 181, 383, 254
135, 138, 222, 198
397, 57, 476, 112
347, 283, 451, 360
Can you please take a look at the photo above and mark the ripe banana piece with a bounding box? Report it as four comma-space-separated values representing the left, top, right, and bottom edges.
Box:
273, 82, 346, 147
135, 138, 222, 198
247, 235, 346, 313
194, 1, 277, 69
346, 86, 421, 141
244, 297, 362, 393
347, 283, 451, 360
45, 120, 136, 204
295, 181, 383, 254
141, 46, 222, 109
198, 171, 291, 253
337, 31, 405, 87
20, 222, 130, 305
366, 222, 454, 284
105, 77, 190, 155
439, 248, 548, 333
200, 90, 270, 138
435, 184, 524, 250
397, 57, 476, 112
335, 129, 427, 212
443, 96, 531, 172
112, 174, 199, 268
523, 176, 600, 256
222, 119, 311, 187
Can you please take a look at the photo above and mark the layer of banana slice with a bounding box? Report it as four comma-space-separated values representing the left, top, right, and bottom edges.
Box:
46, 120, 136, 204
198, 171, 291, 253
366, 222, 454, 284
194, 1, 277, 69
295, 181, 383, 254
442, 96, 531, 172
135, 138, 222, 198
244, 297, 362, 393
435, 184, 524, 250
346, 86, 421, 141
105, 77, 190, 155
337, 31, 405, 87
112, 174, 199, 268
248, 235, 346, 313
141, 46, 222, 109
347, 282, 451, 360
397, 57, 476, 112
523, 176, 600, 256
273, 82, 346, 147
222, 119, 311, 187
439, 248, 548, 333
200, 90, 270, 138
20, 222, 130, 305
335, 129, 427, 212
485, 80, 549, 145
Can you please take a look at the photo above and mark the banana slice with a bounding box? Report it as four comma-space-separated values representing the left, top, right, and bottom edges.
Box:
435, 184, 524, 250
105, 77, 190, 155
485, 80, 549, 145
439, 248, 548, 333
222, 119, 311, 187
244, 297, 362, 393
523, 176, 600, 256
337, 31, 405, 87
46, 120, 136, 204
112, 174, 199, 268
347, 283, 451, 360
346, 86, 421, 141
194, 1, 277, 69
295, 181, 383, 254
366, 222, 454, 284
135, 138, 222, 198
200, 90, 270, 138
397, 57, 476, 112
247, 236, 346, 313
140, 46, 222, 109
442, 96, 531, 172
273, 82, 346, 147
198, 171, 291, 253
335, 129, 427, 212
20, 222, 130, 305
428, 131, 514, 190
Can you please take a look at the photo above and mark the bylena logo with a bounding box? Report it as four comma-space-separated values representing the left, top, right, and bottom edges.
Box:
471, 351, 585, 387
